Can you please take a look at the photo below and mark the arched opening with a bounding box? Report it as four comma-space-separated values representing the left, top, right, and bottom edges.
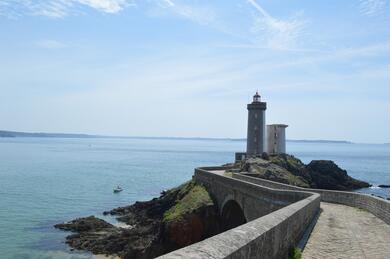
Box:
221, 200, 247, 231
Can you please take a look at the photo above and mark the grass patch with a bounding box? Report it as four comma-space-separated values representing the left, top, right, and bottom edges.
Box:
163, 181, 213, 222
286, 174, 310, 188
286, 248, 302, 259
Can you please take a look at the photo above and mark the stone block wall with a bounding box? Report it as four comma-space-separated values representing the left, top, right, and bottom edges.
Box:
234, 173, 390, 225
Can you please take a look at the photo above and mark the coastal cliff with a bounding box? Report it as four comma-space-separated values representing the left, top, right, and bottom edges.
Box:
55, 154, 370, 258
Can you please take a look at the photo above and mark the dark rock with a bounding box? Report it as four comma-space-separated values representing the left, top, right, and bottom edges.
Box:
54, 216, 113, 232
261, 152, 269, 160
56, 181, 221, 259
305, 160, 370, 190
379, 184, 390, 188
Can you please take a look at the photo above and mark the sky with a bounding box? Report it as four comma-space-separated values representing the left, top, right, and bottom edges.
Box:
0, 0, 389, 143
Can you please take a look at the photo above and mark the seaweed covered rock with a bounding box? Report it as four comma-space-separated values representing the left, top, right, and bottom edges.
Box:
55, 180, 220, 259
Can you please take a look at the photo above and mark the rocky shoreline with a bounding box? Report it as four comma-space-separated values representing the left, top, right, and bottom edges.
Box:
55, 155, 371, 259
55, 181, 221, 259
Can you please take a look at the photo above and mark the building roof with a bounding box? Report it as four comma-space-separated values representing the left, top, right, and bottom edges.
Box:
267, 124, 288, 127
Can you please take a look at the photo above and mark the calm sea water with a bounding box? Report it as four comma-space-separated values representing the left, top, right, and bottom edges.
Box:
0, 138, 389, 259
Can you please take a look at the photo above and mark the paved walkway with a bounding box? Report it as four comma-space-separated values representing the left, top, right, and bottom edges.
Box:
302, 202, 390, 259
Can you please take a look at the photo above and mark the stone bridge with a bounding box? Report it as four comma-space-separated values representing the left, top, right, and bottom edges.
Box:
193, 167, 318, 233
158, 166, 390, 259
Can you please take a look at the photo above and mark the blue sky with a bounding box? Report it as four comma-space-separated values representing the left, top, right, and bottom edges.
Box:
0, 0, 389, 143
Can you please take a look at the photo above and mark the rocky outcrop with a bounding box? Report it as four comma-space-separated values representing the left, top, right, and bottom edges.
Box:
241, 156, 310, 187
237, 154, 370, 191
55, 216, 125, 255
55, 181, 221, 259
55, 216, 113, 232
304, 160, 370, 190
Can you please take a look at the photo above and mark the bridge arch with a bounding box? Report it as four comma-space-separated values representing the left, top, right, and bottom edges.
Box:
221, 199, 247, 231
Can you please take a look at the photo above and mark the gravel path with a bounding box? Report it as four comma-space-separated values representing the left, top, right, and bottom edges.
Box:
302, 202, 390, 259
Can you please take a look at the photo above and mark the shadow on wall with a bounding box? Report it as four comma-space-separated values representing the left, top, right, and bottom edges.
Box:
221, 200, 247, 231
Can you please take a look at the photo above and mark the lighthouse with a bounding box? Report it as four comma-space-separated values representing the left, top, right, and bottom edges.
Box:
246, 91, 267, 156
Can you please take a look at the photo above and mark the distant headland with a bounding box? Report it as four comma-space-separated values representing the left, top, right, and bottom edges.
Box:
0, 130, 100, 138
0, 130, 384, 145
287, 139, 353, 144
0, 130, 239, 140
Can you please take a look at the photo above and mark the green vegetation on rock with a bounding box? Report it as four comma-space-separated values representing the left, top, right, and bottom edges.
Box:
286, 247, 302, 259
269, 154, 304, 173
241, 156, 310, 188
163, 181, 213, 222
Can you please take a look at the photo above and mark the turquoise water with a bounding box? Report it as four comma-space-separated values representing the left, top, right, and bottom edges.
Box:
0, 138, 389, 259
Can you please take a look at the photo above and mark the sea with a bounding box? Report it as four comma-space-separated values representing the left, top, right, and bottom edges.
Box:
0, 137, 389, 259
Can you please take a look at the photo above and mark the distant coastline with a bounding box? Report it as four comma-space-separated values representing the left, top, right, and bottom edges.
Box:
0, 130, 237, 141
0, 130, 101, 139
0, 130, 383, 144
287, 139, 353, 144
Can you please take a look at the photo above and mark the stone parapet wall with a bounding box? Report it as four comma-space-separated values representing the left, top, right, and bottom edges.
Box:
158, 167, 321, 259
234, 173, 390, 225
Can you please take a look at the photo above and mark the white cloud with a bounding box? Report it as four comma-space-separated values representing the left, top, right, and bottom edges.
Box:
78, 0, 131, 13
0, 0, 305, 52
235, 41, 390, 76
153, 0, 216, 26
0, 0, 133, 18
35, 40, 67, 49
148, 0, 306, 51
247, 0, 305, 50
359, 0, 386, 16
31, 1, 72, 18
162, 0, 174, 7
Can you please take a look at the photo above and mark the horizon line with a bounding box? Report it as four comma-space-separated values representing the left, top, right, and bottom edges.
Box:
1, 130, 388, 145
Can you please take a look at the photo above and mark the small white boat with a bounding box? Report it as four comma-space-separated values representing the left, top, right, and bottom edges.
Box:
113, 186, 123, 193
